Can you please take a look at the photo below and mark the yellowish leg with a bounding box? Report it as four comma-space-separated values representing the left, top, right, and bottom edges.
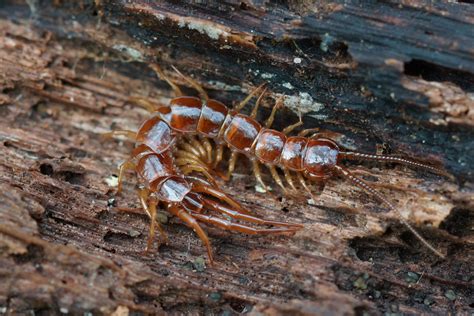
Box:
298, 128, 320, 137
179, 165, 217, 186
253, 161, 269, 192
126, 97, 160, 113
200, 137, 214, 165
101, 130, 136, 140
226, 151, 239, 180
189, 137, 208, 164
214, 144, 224, 168
297, 173, 316, 201
264, 96, 283, 128
176, 149, 203, 163
250, 87, 267, 118
282, 121, 303, 135
150, 63, 183, 97
138, 189, 167, 253
268, 166, 288, 194
168, 204, 214, 265
179, 140, 202, 158
283, 168, 297, 192
171, 65, 208, 103
234, 83, 266, 112
117, 160, 136, 194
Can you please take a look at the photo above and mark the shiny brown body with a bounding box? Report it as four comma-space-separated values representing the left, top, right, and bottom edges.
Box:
106, 64, 450, 260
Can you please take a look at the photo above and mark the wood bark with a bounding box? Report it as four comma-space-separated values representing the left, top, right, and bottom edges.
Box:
0, 1, 472, 315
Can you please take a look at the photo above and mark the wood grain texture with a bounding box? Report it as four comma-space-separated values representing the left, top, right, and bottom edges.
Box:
0, 1, 472, 315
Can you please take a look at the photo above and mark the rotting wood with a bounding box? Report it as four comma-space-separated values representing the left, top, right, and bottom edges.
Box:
0, 1, 473, 315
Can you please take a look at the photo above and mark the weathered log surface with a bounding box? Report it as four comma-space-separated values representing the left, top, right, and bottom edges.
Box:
0, 1, 473, 315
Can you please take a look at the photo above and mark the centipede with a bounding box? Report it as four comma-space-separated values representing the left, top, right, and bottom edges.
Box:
105, 63, 449, 262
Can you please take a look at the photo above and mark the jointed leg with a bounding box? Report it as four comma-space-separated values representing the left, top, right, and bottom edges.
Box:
283, 168, 297, 192
126, 97, 160, 113
178, 140, 202, 158
192, 183, 251, 215
282, 121, 303, 135
191, 213, 300, 235
298, 128, 320, 137
150, 63, 183, 97
226, 151, 239, 180
178, 163, 217, 186
268, 166, 288, 194
188, 137, 209, 164
250, 87, 267, 119
297, 173, 316, 201
101, 130, 136, 140
168, 204, 214, 265
138, 189, 167, 252
264, 96, 283, 128
202, 197, 302, 228
214, 144, 225, 168
117, 159, 136, 194
234, 83, 266, 112
171, 65, 208, 103
253, 161, 270, 192
200, 137, 214, 165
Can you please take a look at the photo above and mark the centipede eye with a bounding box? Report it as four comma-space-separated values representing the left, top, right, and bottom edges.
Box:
303, 138, 340, 179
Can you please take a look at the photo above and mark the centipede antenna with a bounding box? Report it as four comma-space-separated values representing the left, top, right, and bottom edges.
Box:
334, 164, 445, 259
171, 65, 209, 103
340, 151, 451, 178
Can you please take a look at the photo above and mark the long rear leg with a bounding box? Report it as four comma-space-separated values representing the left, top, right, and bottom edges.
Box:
191, 213, 301, 235
101, 130, 136, 140
138, 189, 167, 252
168, 204, 214, 265
116, 160, 136, 194
201, 197, 302, 228
191, 181, 252, 215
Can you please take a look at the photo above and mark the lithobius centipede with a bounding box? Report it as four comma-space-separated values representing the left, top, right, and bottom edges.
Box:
104, 63, 449, 263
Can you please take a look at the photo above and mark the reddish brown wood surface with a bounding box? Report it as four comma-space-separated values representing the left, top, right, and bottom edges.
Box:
0, 1, 473, 315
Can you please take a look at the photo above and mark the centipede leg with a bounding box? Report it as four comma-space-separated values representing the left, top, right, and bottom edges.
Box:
234, 83, 266, 112
250, 87, 267, 118
178, 163, 218, 186
214, 144, 224, 168
138, 189, 167, 252
283, 168, 297, 192
298, 128, 320, 137
126, 97, 160, 113
226, 151, 239, 180
150, 63, 183, 97
188, 137, 209, 164
253, 161, 270, 192
297, 173, 317, 201
200, 137, 214, 165
117, 160, 136, 194
192, 183, 251, 215
191, 213, 299, 235
202, 197, 302, 228
168, 204, 214, 265
268, 166, 288, 194
179, 140, 202, 158
171, 66, 208, 103
264, 96, 283, 128
101, 130, 136, 140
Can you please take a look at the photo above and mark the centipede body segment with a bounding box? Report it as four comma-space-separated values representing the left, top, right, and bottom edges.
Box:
105, 63, 450, 261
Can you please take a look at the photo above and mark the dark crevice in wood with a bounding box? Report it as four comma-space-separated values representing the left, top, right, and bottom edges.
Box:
404, 59, 474, 92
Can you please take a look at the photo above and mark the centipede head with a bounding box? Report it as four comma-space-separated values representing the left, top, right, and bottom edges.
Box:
303, 138, 341, 180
